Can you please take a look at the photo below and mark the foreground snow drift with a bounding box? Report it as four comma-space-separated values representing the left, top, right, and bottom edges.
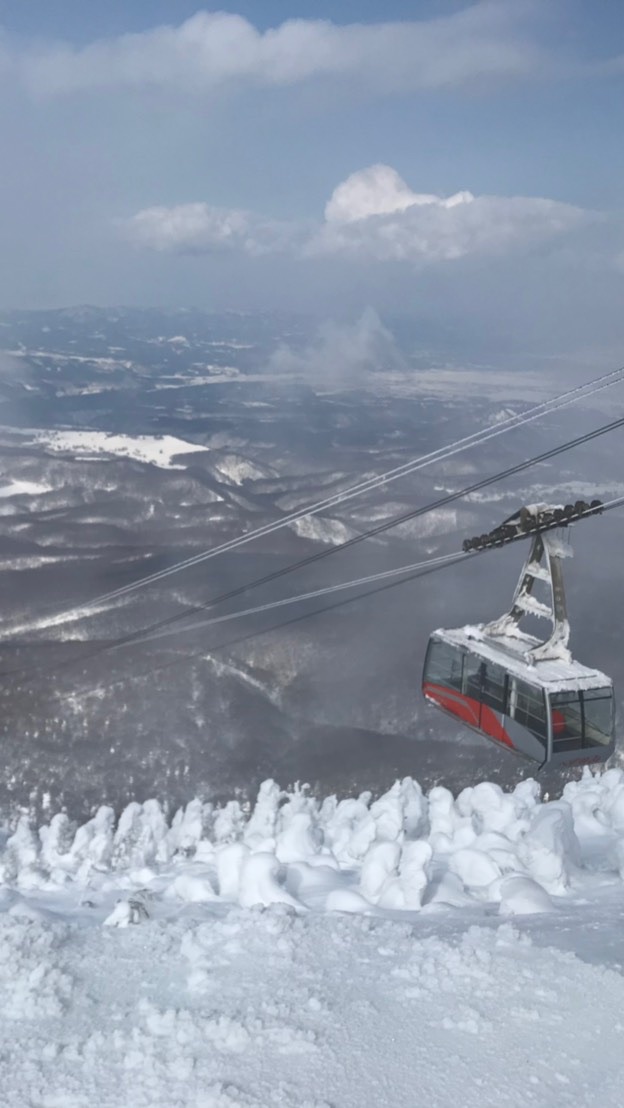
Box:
4, 905, 624, 1108
3, 770, 624, 1105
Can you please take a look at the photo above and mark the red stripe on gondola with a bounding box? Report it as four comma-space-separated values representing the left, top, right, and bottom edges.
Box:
422, 682, 515, 749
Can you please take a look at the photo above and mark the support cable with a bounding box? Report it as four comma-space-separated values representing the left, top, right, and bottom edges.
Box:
61, 491, 624, 703
63, 411, 624, 663
35, 362, 624, 624
8, 414, 624, 687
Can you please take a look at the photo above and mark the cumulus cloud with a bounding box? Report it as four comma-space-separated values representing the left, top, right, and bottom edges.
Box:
310, 164, 589, 263
5, 4, 546, 97
324, 165, 474, 223
125, 164, 591, 267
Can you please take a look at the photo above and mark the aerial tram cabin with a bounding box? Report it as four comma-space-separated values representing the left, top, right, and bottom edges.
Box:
422, 502, 615, 767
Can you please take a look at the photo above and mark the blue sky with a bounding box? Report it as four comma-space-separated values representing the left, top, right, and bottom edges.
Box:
3, 1, 624, 45
1, 1, 623, 356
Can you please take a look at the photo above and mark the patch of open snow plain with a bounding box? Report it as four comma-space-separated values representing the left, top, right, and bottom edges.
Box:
2, 771, 624, 1104
0, 479, 52, 498
366, 368, 554, 402
31, 431, 209, 470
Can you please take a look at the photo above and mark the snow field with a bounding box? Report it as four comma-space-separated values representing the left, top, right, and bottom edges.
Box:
3, 894, 624, 1105
0, 479, 52, 498
32, 430, 209, 469
2, 771, 624, 1105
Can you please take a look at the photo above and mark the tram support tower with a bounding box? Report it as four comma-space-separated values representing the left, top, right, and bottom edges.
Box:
484, 530, 572, 665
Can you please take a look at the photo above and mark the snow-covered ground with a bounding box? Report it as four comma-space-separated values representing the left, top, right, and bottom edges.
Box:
287, 514, 358, 545
366, 367, 554, 402
32, 431, 209, 469
3, 769, 624, 1105
212, 454, 276, 486
0, 478, 51, 498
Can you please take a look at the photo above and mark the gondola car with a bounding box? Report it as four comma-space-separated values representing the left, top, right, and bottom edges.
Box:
422, 505, 615, 767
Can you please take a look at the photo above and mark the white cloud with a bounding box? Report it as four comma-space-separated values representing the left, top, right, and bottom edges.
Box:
324, 165, 474, 223
125, 164, 591, 267
126, 203, 251, 254
6, 4, 545, 98
124, 203, 301, 257
310, 165, 589, 262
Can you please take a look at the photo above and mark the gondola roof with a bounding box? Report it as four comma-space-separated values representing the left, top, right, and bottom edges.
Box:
433, 625, 612, 694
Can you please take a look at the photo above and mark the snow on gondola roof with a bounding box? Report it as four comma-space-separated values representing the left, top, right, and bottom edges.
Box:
432, 624, 612, 693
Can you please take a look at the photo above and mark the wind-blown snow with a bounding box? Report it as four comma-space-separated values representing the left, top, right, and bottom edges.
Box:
3, 770, 624, 1105
32, 430, 209, 469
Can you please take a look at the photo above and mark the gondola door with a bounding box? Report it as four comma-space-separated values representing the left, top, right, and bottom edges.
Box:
460, 653, 485, 729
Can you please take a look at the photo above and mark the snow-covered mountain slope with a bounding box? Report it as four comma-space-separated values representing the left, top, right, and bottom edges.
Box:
3, 768, 624, 1106
0, 305, 621, 832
